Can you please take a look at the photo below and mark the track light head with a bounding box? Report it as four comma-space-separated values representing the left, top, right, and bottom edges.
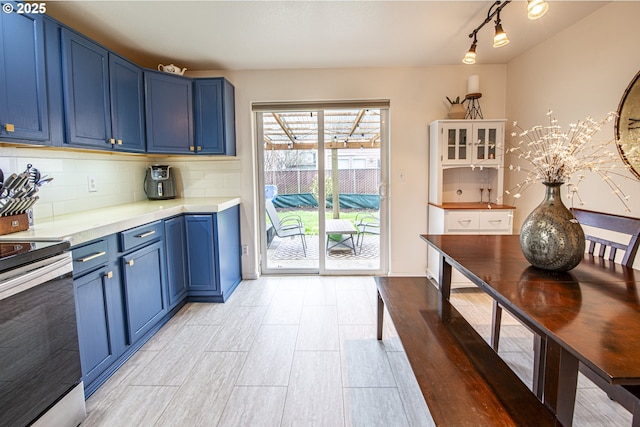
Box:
527, 0, 549, 20
492, 13, 509, 48
463, 41, 477, 64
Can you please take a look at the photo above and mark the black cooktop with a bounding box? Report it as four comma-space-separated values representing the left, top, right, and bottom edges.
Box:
0, 241, 70, 273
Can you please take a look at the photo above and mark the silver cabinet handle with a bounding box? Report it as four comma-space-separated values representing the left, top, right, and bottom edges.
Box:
76, 251, 106, 263
457, 219, 472, 223
489, 219, 503, 223
135, 230, 156, 238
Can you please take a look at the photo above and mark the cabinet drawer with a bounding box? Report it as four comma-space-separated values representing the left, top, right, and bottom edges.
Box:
72, 239, 109, 277
120, 221, 163, 252
445, 211, 480, 232
479, 210, 512, 232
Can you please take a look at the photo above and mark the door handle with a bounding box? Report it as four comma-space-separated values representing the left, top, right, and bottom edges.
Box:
127, 259, 134, 267
378, 183, 387, 199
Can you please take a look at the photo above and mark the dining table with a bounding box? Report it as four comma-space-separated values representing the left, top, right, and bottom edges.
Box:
421, 234, 640, 426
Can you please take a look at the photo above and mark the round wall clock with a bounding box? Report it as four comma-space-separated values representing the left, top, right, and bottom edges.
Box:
616, 69, 640, 180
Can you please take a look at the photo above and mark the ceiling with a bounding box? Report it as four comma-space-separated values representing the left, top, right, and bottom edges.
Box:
45, 1, 609, 72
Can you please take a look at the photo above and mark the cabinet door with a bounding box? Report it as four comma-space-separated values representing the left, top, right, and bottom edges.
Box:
74, 266, 119, 386
121, 241, 167, 343
215, 206, 242, 298
0, 4, 49, 142
109, 54, 145, 152
194, 78, 236, 155
472, 122, 503, 166
145, 71, 193, 154
164, 216, 188, 308
61, 29, 111, 148
441, 124, 473, 165
185, 214, 218, 295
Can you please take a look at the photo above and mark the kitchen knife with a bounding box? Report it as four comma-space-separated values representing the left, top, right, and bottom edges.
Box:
2, 199, 18, 216
2, 173, 17, 196
9, 173, 29, 195
21, 196, 38, 214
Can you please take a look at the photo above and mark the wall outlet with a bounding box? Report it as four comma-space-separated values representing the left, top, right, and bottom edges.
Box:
241, 245, 248, 255
87, 176, 98, 192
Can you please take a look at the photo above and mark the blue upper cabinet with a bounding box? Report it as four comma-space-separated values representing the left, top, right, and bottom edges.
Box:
109, 54, 145, 152
145, 70, 194, 154
61, 29, 145, 152
0, 4, 50, 142
193, 78, 236, 155
61, 29, 111, 148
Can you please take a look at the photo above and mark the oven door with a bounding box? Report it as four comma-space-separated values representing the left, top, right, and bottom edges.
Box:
0, 252, 82, 427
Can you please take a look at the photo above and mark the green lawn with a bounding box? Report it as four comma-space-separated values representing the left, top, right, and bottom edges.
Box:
272, 209, 376, 235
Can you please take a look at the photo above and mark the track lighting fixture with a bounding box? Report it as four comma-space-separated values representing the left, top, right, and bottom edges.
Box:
462, 0, 549, 64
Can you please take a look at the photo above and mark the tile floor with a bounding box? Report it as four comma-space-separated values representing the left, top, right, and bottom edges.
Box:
82, 276, 630, 427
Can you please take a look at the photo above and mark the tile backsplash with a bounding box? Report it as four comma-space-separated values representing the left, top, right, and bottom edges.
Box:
0, 145, 241, 221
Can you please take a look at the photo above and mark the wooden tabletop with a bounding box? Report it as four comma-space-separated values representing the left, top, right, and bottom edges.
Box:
428, 202, 516, 210
421, 234, 640, 386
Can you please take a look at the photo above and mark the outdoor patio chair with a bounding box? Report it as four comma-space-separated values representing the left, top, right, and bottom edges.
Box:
490, 208, 640, 398
355, 212, 380, 254
265, 199, 307, 256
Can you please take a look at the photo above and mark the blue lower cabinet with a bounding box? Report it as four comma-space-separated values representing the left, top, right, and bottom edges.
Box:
121, 240, 167, 344
74, 263, 126, 388
185, 214, 218, 296
185, 206, 241, 302
164, 216, 188, 308
216, 205, 242, 298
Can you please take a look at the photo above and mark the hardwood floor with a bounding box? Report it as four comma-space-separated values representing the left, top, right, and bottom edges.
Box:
82, 276, 630, 426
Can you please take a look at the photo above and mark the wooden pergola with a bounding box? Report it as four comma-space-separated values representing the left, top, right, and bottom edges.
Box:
263, 108, 381, 219
263, 109, 381, 150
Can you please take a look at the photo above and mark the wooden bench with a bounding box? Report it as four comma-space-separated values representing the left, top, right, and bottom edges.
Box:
375, 276, 560, 426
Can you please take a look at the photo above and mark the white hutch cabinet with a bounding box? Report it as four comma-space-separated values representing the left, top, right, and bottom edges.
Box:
427, 119, 515, 286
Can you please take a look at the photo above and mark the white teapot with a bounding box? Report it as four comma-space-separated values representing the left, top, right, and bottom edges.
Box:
158, 64, 187, 75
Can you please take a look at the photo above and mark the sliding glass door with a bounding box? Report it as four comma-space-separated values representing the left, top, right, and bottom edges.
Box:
256, 103, 388, 275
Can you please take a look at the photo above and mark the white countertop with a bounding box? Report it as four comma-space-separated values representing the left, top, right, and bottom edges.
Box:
0, 197, 241, 246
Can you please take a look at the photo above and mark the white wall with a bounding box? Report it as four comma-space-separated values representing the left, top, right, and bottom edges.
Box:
505, 2, 640, 268
191, 65, 507, 276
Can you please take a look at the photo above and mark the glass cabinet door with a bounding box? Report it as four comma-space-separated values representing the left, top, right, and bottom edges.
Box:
473, 123, 502, 166
443, 124, 472, 165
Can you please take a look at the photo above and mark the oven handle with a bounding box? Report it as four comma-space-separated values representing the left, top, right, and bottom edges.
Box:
0, 252, 73, 301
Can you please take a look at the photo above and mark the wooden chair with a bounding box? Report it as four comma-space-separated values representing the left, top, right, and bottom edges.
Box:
490, 208, 640, 396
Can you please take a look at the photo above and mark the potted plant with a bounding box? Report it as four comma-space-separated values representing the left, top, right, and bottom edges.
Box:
446, 96, 466, 119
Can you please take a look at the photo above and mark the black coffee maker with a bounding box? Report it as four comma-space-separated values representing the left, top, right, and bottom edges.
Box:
144, 165, 177, 200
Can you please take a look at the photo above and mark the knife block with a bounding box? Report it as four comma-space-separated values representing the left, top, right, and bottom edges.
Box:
0, 214, 29, 235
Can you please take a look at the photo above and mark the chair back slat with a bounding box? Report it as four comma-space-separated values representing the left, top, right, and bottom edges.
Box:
265, 199, 283, 231
571, 208, 640, 267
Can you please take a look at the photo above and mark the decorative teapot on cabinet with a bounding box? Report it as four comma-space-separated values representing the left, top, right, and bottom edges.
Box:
158, 63, 187, 75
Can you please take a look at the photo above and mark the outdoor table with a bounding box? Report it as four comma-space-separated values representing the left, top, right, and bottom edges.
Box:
325, 219, 357, 255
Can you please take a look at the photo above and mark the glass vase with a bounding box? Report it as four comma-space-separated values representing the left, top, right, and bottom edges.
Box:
519, 182, 585, 271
